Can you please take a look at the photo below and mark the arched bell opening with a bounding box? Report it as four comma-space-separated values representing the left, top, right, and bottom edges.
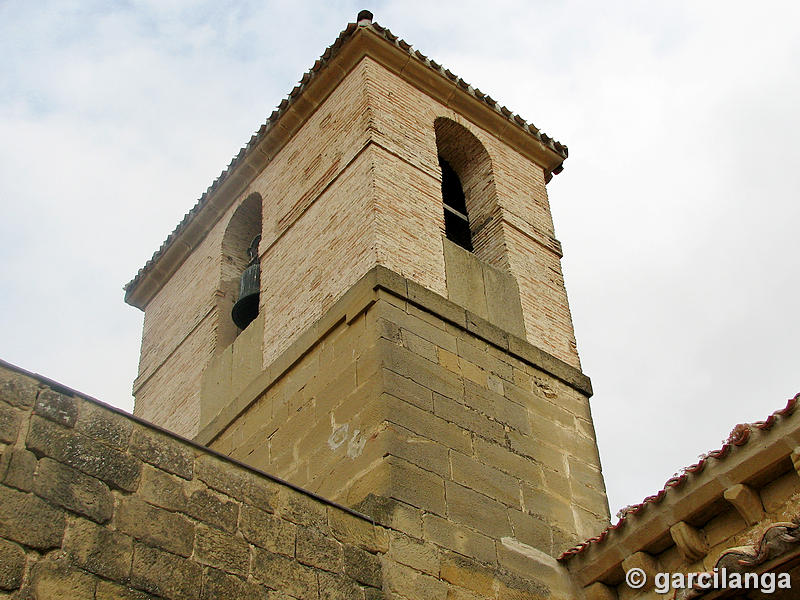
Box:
434, 117, 504, 269
219, 192, 263, 350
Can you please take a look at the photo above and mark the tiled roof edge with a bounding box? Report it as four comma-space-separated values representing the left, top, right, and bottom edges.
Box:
124, 19, 567, 298
558, 393, 800, 562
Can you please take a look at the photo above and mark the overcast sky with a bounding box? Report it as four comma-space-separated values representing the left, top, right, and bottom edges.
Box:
1, 0, 798, 517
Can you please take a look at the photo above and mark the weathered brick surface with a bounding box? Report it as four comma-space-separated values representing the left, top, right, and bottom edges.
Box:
133, 36, 584, 440
134, 311, 213, 437
132, 60, 377, 440
363, 58, 579, 364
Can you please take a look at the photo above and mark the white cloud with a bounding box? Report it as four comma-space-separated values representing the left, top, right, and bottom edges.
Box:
1, 0, 798, 516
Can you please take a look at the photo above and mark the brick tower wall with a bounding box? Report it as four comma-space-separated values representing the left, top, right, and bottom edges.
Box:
132, 55, 580, 440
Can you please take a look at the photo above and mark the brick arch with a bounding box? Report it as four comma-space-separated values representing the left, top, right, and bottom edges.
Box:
218, 192, 262, 349
434, 117, 506, 268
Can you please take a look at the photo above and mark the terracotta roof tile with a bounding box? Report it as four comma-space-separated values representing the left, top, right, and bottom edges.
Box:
558, 393, 800, 562
125, 18, 567, 298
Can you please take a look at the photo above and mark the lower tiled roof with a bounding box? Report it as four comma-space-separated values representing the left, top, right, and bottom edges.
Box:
559, 393, 800, 561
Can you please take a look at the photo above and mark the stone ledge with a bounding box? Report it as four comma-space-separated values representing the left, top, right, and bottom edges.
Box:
196, 264, 592, 447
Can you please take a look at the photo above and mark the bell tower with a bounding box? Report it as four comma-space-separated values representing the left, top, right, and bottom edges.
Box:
125, 11, 608, 597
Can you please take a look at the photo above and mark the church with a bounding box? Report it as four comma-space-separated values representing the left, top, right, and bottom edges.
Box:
0, 11, 798, 599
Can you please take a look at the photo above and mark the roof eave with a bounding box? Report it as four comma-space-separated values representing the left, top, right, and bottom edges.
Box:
562, 397, 800, 588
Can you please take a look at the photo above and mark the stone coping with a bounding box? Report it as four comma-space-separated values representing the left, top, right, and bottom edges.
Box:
0, 357, 373, 525
196, 264, 593, 446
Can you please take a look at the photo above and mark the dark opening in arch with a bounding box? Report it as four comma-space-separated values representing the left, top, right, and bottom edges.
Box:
439, 156, 473, 252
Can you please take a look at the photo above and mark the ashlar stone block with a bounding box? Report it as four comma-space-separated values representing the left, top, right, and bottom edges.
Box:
116, 496, 195, 557
64, 517, 133, 582
27, 416, 142, 492
0, 484, 66, 550
131, 543, 203, 600
33, 457, 114, 523
0, 538, 25, 591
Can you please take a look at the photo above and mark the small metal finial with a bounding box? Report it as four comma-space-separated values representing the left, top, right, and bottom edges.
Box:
357, 10, 373, 25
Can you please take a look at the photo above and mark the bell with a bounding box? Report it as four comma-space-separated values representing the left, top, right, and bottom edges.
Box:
231, 234, 261, 330
231, 263, 260, 330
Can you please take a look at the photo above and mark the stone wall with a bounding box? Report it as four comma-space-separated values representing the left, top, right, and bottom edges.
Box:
200, 267, 608, 595
0, 357, 593, 599
0, 361, 388, 599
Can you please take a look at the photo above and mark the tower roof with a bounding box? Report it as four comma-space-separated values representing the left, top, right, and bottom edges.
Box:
124, 13, 569, 309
